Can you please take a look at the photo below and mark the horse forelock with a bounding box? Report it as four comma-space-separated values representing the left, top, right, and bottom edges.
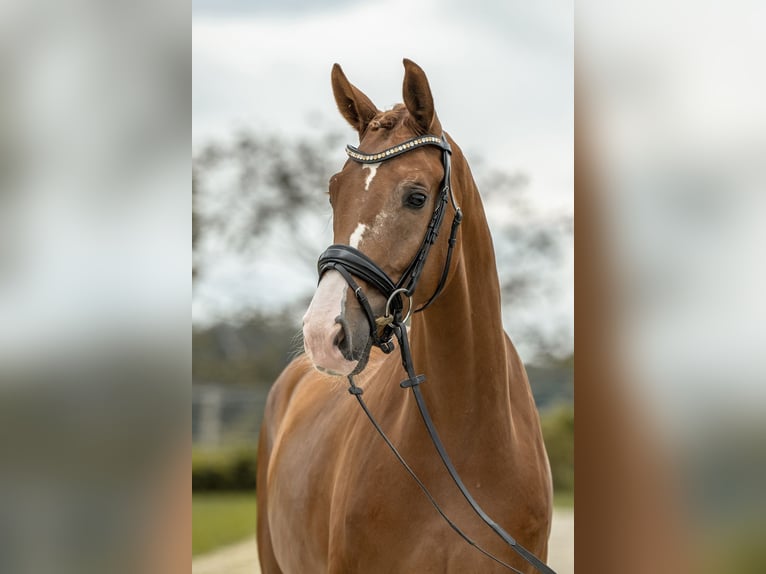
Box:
365, 104, 434, 139
368, 105, 406, 131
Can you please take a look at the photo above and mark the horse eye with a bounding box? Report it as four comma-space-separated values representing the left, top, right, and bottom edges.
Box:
404, 191, 427, 209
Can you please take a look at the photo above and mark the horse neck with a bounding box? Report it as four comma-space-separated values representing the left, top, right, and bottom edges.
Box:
408, 153, 513, 435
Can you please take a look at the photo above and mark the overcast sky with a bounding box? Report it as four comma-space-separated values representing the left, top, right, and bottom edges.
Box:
193, 0, 573, 212
192, 0, 574, 358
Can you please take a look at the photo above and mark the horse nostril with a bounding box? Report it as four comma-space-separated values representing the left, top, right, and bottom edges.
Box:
333, 327, 345, 348
334, 317, 353, 361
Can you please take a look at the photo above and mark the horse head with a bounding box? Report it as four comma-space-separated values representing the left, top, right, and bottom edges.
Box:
302, 59, 461, 377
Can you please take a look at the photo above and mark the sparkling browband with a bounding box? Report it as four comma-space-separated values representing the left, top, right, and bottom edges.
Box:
346, 135, 449, 164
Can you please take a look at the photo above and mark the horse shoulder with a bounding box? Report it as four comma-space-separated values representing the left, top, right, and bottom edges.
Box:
258, 355, 316, 574
259, 355, 346, 572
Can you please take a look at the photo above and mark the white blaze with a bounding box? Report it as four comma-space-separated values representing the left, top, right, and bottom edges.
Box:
349, 223, 367, 249
302, 270, 357, 375
363, 163, 380, 191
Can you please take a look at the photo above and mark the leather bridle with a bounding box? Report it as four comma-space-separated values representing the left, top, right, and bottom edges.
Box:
316, 134, 557, 574
318, 134, 462, 354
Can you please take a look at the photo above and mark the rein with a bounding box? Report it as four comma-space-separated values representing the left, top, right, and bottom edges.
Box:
316, 135, 556, 574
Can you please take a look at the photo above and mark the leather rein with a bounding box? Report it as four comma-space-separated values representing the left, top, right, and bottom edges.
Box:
316, 135, 556, 574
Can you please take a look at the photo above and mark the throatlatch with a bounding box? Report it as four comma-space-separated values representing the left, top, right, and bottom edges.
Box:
317, 134, 556, 574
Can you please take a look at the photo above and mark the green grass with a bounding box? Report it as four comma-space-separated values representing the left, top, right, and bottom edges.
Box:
553, 490, 574, 509
192, 492, 258, 556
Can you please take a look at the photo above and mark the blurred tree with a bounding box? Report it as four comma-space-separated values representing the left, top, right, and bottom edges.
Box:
192, 306, 305, 387
193, 130, 343, 283
476, 164, 573, 361
526, 354, 574, 408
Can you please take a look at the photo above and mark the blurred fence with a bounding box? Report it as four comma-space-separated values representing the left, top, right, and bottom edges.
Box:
192, 383, 267, 449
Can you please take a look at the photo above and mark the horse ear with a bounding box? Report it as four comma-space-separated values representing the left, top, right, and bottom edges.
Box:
402, 59, 441, 135
331, 63, 380, 135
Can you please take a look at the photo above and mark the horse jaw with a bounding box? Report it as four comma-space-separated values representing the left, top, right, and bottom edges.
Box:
302, 269, 358, 376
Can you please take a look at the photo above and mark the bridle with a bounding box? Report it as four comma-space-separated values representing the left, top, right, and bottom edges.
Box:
316, 135, 557, 574
318, 134, 461, 355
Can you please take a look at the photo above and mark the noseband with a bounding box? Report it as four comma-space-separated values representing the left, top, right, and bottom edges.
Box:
315, 135, 556, 574
317, 134, 462, 353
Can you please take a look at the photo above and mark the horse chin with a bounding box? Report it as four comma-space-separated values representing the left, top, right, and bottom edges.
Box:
304, 322, 375, 378
315, 364, 356, 377
310, 341, 371, 378
313, 355, 369, 378
305, 338, 359, 377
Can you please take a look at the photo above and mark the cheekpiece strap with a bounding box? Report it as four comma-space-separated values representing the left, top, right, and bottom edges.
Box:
346, 135, 451, 164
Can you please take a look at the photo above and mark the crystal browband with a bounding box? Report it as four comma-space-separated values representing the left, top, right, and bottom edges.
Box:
346, 135, 450, 164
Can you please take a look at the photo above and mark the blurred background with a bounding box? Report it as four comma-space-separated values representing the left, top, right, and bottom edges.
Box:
1, 1, 188, 573
191, 0, 574, 570
579, 0, 766, 571
6, 0, 762, 572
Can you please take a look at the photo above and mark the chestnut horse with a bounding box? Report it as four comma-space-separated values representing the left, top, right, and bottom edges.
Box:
257, 60, 552, 573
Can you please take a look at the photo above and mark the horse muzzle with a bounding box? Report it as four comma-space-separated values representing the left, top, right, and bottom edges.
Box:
302, 270, 373, 376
